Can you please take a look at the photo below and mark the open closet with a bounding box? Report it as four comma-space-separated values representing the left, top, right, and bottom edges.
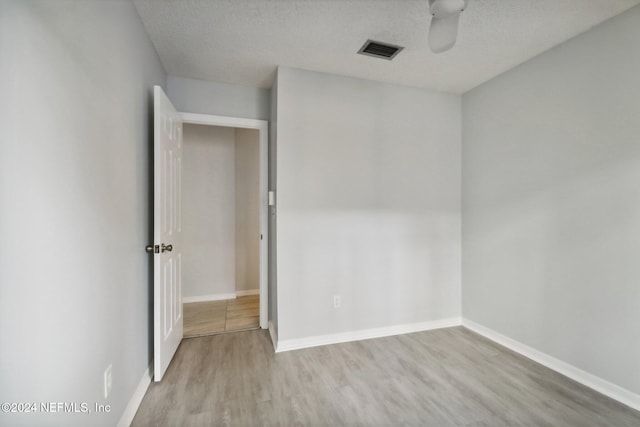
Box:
181, 123, 262, 337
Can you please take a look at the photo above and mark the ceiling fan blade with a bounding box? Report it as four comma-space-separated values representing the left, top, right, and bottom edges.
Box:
429, 13, 460, 53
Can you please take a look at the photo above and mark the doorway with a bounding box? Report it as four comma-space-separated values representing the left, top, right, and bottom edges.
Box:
178, 113, 268, 337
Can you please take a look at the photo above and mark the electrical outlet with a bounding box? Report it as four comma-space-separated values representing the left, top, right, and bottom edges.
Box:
104, 364, 112, 398
333, 295, 341, 309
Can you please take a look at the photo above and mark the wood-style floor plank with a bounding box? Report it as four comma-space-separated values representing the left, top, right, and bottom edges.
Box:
225, 316, 260, 331
132, 327, 640, 426
183, 301, 226, 336
183, 296, 260, 338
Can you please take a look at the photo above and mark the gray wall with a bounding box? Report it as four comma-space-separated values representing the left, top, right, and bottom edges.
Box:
167, 75, 270, 121
235, 129, 261, 292
275, 67, 461, 341
0, 1, 165, 426
462, 5, 640, 395
182, 124, 236, 298
168, 75, 272, 302
182, 125, 260, 298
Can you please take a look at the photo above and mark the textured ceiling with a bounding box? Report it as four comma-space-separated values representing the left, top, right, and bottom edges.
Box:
133, 0, 640, 94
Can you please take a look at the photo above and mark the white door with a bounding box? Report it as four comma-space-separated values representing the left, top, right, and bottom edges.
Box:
153, 86, 183, 382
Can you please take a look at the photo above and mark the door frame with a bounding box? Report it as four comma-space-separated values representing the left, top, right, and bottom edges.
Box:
180, 112, 269, 329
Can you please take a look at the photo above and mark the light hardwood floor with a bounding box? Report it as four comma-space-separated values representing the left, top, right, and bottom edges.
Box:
132, 326, 640, 426
183, 295, 259, 338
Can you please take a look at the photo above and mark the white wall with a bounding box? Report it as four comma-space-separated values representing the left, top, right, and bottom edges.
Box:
0, 1, 165, 426
269, 78, 279, 334
462, 5, 640, 395
167, 75, 270, 121
275, 67, 461, 341
182, 125, 236, 298
235, 129, 261, 292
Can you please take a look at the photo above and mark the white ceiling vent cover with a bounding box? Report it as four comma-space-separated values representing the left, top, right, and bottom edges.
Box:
357, 40, 404, 60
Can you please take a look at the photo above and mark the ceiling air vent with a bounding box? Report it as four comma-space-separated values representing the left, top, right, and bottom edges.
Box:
357, 39, 404, 60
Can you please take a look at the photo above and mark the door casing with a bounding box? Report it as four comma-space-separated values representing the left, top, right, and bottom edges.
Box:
180, 112, 269, 329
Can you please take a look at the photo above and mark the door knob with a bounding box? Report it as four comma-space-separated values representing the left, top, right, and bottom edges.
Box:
161, 243, 173, 253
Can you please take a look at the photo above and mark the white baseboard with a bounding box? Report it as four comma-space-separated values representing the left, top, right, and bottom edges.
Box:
182, 289, 260, 304
268, 320, 278, 352
276, 317, 461, 353
462, 318, 640, 412
182, 292, 236, 303
117, 363, 152, 427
